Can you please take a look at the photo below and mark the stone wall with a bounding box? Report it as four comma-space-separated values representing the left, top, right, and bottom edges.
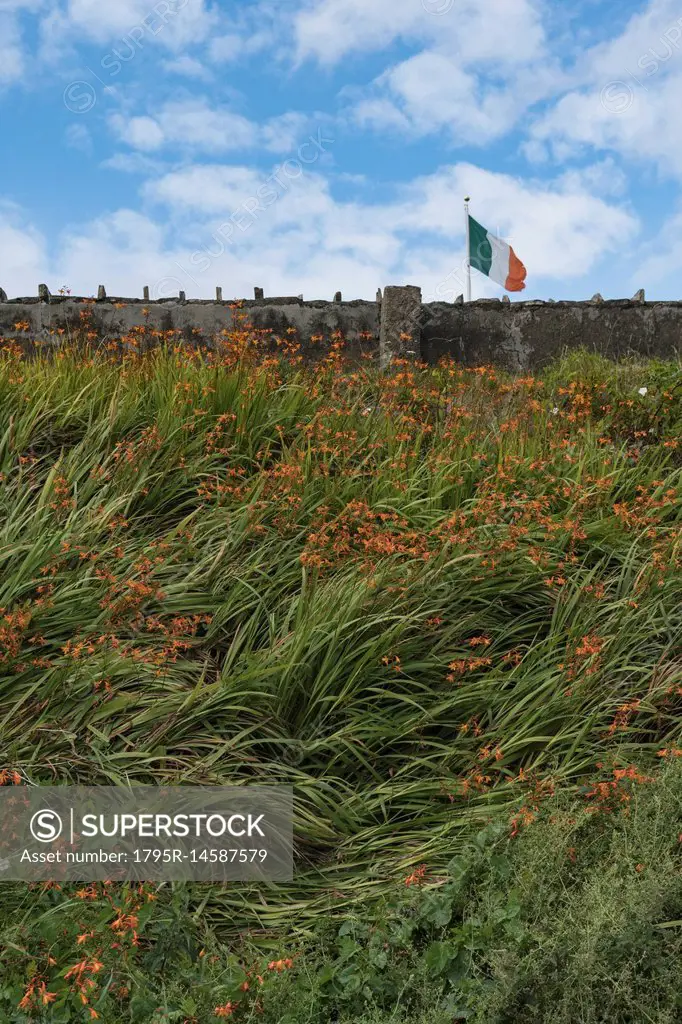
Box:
0, 293, 379, 362
1, 286, 682, 370
420, 298, 682, 371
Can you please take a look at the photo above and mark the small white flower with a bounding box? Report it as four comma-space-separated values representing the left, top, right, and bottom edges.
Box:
552, 407, 559, 415
638, 387, 648, 396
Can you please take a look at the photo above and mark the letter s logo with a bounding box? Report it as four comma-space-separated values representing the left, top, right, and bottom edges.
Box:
30, 810, 63, 843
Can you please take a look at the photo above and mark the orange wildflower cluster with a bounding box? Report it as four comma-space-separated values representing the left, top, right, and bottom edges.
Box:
112, 424, 164, 468
585, 765, 654, 814
446, 656, 492, 682
110, 911, 140, 947
605, 698, 642, 737
215, 1002, 239, 1017
268, 957, 295, 972
205, 411, 238, 455
404, 864, 427, 887
302, 500, 430, 571
510, 805, 536, 838
381, 654, 402, 672
562, 633, 605, 687
18, 978, 57, 1012
469, 635, 491, 648
478, 744, 504, 763
198, 465, 249, 504
49, 474, 76, 515
613, 483, 679, 532
63, 957, 104, 1010
459, 771, 493, 796
510, 771, 557, 838
0, 605, 31, 664
458, 717, 483, 737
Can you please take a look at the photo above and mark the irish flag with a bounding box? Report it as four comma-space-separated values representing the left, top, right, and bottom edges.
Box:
468, 214, 527, 293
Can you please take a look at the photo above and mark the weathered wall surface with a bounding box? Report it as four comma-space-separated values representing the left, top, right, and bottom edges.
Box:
0, 296, 379, 361
2, 290, 682, 370
421, 299, 682, 371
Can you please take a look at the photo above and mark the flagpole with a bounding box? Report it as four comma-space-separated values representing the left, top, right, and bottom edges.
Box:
464, 196, 472, 302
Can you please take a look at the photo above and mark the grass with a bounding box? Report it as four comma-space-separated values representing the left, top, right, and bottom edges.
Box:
0, 316, 681, 1020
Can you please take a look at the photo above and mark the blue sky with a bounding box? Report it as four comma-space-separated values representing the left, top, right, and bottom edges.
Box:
2, 0, 682, 301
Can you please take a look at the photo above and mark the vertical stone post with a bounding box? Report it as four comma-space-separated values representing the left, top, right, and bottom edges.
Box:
379, 285, 422, 368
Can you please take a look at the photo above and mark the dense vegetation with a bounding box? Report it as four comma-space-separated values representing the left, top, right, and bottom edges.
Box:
0, 316, 680, 1021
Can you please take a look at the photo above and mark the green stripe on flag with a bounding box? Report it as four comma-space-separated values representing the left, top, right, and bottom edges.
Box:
468, 216, 492, 277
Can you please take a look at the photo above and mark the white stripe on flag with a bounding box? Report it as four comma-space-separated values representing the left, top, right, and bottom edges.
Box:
488, 233, 511, 290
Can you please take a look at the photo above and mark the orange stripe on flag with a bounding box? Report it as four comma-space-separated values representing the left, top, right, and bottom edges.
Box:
505, 247, 527, 292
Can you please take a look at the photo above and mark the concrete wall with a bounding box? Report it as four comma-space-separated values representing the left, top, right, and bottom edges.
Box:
2, 289, 682, 370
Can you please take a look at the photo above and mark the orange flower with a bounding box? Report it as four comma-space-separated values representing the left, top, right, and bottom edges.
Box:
575, 633, 603, 657
267, 958, 294, 972
469, 635, 491, 647
404, 865, 427, 887
214, 1003, 238, 1018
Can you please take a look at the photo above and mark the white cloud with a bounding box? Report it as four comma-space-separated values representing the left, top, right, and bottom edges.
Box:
322, 0, 563, 145
631, 204, 682, 292
294, 0, 417, 65
0, 204, 48, 294
556, 158, 629, 198
391, 164, 638, 279
1, 158, 638, 302
530, 74, 682, 176
260, 112, 318, 153
110, 101, 258, 153
208, 28, 275, 63
0, 2, 47, 85
134, 159, 638, 297
65, 122, 93, 153
0, 1, 656, 303
354, 52, 522, 145
110, 115, 166, 152
0, 16, 25, 84
63, 0, 216, 46
570, 0, 682, 81
36, 0, 216, 68
101, 151, 167, 175
161, 54, 211, 79
109, 100, 328, 156
294, 0, 546, 65
527, 0, 682, 176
